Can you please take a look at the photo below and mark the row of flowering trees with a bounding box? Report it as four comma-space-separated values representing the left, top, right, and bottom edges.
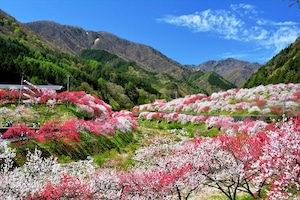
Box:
138, 111, 272, 136
133, 83, 300, 115
0, 118, 299, 199
1, 90, 138, 143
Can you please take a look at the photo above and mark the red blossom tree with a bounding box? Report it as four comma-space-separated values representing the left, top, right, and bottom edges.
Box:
35, 120, 62, 142
35, 119, 80, 143
26, 174, 93, 200
271, 105, 283, 115
59, 119, 80, 143
2, 123, 34, 139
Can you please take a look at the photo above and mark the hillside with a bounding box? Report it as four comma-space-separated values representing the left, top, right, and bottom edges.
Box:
25, 21, 188, 79
0, 10, 55, 51
2, 83, 300, 199
192, 58, 261, 87
0, 9, 210, 110
244, 36, 300, 88
25, 20, 241, 93
184, 71, 236, 94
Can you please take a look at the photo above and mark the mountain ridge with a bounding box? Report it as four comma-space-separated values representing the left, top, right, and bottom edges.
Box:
25, 21, 188, 79
0, 10, 214, 110
191, 58, 261, 87
24, 20, 260, 85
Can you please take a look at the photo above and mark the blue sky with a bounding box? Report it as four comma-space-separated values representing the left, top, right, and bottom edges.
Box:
1, 0, 299, 65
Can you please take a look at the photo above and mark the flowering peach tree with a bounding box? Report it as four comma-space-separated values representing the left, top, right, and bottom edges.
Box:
252, 121, 300, 199
1, 121, 299, 199
1, 90, 137, 143
134, 83, 300, 116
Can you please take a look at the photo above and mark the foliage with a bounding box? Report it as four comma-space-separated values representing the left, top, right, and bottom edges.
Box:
244, 37, 300, 88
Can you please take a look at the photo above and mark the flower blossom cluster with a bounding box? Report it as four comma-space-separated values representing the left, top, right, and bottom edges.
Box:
138, 111, 269, 135
134, 83, 300, 115
1, 90, 138, 142
1, 119, 298, 199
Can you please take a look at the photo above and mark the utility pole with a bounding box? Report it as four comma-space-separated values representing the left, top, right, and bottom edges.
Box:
66, 75, 70, 112
282, 98, 286, 123
18, 74, 24, 107
67, 75, 70, 92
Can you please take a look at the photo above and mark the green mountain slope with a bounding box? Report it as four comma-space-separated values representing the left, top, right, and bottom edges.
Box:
25, 20, 238, 94
0, 10, 207, 110
25, 21, 188, 79
80, 49, 206, 101
244, 37, 300, 88
184, 71, 236, 94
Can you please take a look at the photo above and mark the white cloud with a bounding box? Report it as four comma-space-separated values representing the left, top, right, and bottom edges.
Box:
257, 19, 299, 26
272, 21, 299, 26
230, 3, 258, 16
158, 9, 244, 40
264, 26, 300, 52
158, 4, 300, 55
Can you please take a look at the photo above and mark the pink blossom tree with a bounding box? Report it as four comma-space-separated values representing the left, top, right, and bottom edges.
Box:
26, 174, 93, 200
133, 133, 269, 200
252, 122, 300, 199
39, 89, 57, 103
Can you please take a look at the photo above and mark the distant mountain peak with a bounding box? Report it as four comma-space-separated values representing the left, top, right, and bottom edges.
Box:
192, 58, 261, 87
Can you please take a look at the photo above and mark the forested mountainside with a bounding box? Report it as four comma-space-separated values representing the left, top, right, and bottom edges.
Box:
244, 37, 300, 88
0, 31, 208, 109
0, 9, 212, 110
25, 21, 188, 79
183, 70, 236, 95
24, 20, 253, 88
192, 58, 261, 87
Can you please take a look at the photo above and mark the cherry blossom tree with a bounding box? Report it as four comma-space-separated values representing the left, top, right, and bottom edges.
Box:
39, 88, 57, 103
0, 148, 59, 199
133, 133, 269, 200
0, 147, 98, 199
252, 121, 300, 199
133, 137, 206, 199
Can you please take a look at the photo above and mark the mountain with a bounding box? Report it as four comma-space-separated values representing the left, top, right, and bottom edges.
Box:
24, 20, 239, 93
191, 58, 261, 87
25, 21, 187, 79
244, 37, 300, 88
184, 71, 236, 94
0, 9, 250, 111
0, 9, 210, 110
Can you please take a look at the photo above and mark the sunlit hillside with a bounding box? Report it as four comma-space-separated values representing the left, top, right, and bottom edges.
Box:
1, 83, 299, 199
